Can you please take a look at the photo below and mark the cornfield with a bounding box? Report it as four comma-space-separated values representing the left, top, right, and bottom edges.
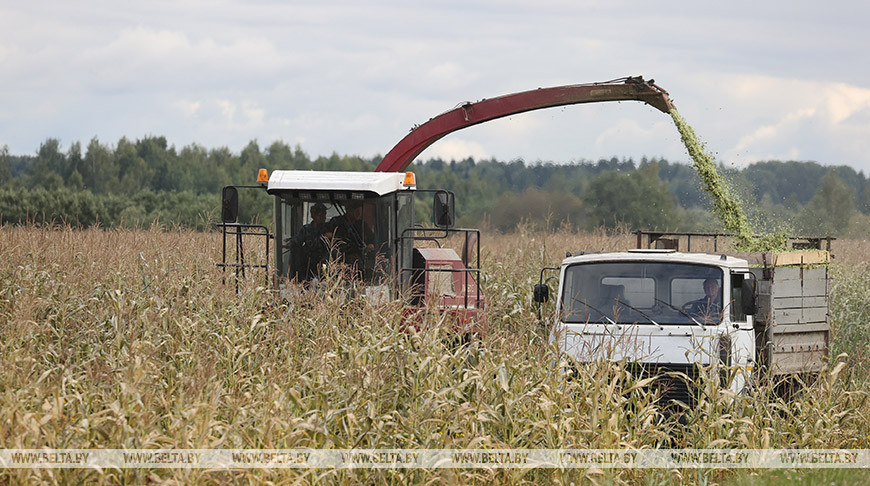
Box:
2, 225, 870, 484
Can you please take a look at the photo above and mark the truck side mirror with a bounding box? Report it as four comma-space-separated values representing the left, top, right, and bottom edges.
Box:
533, 283, 550, 303
433, 191, 454, 228
221, 186, 239, 223
741, 278, 757, 316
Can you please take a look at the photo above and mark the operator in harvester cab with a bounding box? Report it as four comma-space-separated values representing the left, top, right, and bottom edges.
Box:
327, 201, 375, 277
685, 278, 722, 323
286, 202, 330, 280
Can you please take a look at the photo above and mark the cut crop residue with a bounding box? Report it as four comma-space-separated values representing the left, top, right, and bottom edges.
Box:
670, 108, 786, 251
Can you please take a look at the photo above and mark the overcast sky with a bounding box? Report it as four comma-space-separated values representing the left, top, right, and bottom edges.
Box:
2, 1, 870, 172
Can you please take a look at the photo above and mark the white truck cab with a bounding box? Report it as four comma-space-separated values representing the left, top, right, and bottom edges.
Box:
535, 234, 831, 402
547, 249, 757, 394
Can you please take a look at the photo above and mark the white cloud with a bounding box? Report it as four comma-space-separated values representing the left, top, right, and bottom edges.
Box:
822, 83, 870, 125
424, 63, 480, 91
594, 118, 672, 155
711, 75, 870, 166
733, 108, 817, 153
424, 138, 489, 162
243, 103, 266, 127
342, 114, 381, 131
216, 100, 236, 122
174, 99, 201, 117
79, 26, 286, 93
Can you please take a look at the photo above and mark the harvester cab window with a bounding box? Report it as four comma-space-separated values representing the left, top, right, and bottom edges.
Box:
326, 199, 391, 282
279, 199, 334, 282
277, 193, 397, 284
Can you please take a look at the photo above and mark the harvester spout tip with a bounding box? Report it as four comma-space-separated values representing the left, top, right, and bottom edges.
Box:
645, 80, 675, 113
623, 76, 675, 113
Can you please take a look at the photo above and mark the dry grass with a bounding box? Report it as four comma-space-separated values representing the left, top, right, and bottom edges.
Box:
1, 225, 869, 484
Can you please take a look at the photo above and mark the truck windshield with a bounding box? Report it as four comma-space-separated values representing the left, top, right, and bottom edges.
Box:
561, 262, 724, 325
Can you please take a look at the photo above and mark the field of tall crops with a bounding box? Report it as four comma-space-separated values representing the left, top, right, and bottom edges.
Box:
2, 225, 870, 484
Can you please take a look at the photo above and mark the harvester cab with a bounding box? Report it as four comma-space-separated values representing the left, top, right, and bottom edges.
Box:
218, 169, 483, 327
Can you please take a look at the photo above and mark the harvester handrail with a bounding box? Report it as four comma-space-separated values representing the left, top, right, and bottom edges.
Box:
634, 230, 835, 252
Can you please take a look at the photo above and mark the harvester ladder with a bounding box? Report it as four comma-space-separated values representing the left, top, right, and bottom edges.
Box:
216, 222, 271, 293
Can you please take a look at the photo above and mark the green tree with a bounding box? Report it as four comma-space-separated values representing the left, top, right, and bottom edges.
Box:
489, 187, 585, 231
179, 144, 225, 194
66, 141, 82, 182
797, 171, 855, 235
0, 145, 11, 186
239, 140, 268, 182
266, 141, 310, 170
742, 161, 828, 205
117, 138, 151, 193
32, 138, 66, 185
67, 170, 84, 190
583, 162, 678, 231
83, 137, 119, 194
208, 146, 237, 180
136, 136, 174, 191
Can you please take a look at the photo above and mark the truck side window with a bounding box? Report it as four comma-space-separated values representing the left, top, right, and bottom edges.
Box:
731, 274, 746, 322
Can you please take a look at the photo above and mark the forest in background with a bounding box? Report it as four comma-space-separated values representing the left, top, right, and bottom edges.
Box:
1, 136, 869, 237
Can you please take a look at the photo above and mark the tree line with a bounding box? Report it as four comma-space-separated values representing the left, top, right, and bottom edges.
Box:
1, 137, 869, 236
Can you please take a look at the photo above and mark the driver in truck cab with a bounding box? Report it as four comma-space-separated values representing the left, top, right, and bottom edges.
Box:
685, 278, 722, 323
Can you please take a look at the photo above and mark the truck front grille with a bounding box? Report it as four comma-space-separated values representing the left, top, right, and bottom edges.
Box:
628, 363, 699, 409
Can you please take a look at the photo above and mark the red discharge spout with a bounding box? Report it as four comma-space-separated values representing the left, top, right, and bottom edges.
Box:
376, 76, 674, 173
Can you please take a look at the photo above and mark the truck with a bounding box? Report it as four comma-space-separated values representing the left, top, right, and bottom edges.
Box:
218, 77, 675, 325
533, 231, 832, 403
